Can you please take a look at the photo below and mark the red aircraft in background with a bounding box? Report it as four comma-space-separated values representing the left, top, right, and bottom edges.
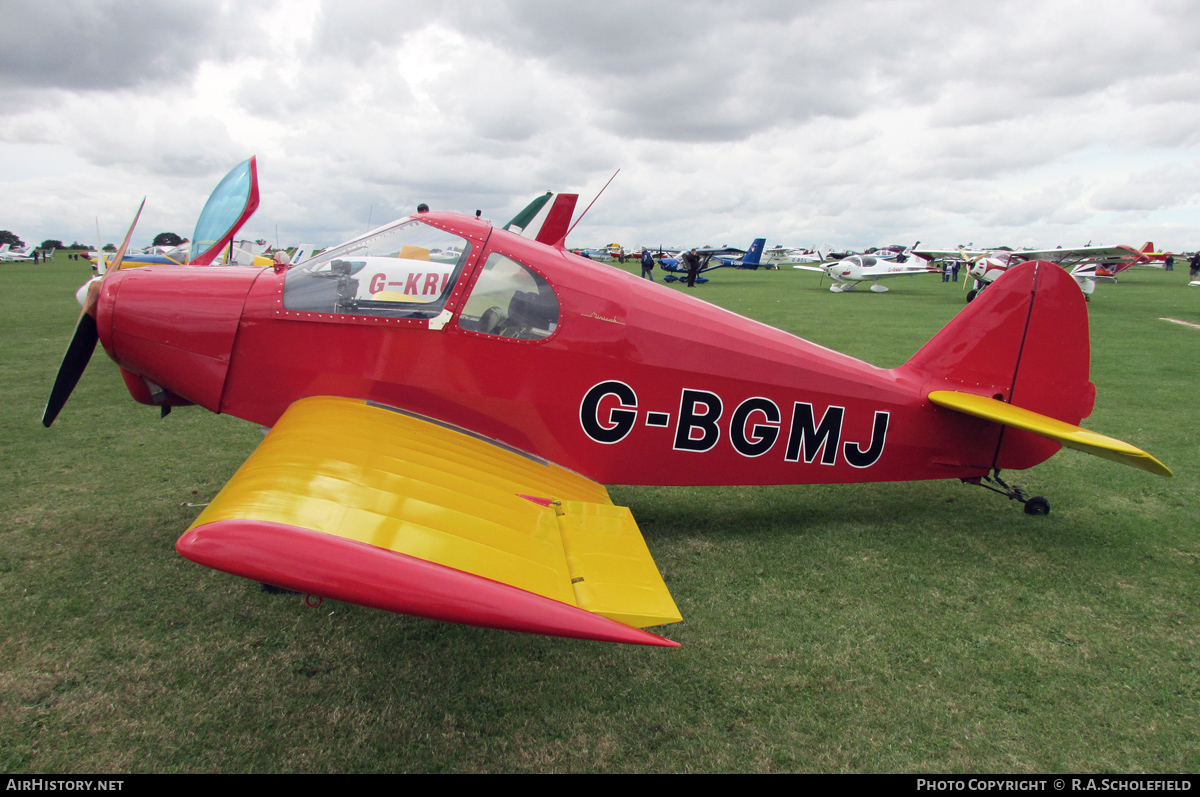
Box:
43, 160, 1170, 647
1130, 242, 1177, 264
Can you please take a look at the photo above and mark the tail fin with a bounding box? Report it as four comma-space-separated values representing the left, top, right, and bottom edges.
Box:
504, 192, 579, 247
290, 243, 314, 265
742, 238, 766, 266
1141, 241, 1154, 253
504, 192, 554, 234
538, 193, 579, 247
903, 261, 1096, 471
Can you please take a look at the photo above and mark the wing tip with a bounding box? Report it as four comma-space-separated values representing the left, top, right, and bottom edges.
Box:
179, 519, 682, 647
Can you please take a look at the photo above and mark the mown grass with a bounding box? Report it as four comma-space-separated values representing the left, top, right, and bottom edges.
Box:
1, 256, 1196, 773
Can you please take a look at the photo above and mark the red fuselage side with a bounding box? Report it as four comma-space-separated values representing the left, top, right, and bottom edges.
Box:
95, 211, 1071, 487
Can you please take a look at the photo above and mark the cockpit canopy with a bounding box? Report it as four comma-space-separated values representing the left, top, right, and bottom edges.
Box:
283, 218, 471, 320
189, 157, 259, 265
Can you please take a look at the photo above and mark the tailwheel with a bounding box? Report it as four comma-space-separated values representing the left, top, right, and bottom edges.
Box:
1023, 497, 1051, 516
967, 470, 1050, 516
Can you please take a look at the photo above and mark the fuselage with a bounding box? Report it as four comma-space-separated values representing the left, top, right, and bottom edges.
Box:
826, 254, 936, 283
92, 211, 1027, 488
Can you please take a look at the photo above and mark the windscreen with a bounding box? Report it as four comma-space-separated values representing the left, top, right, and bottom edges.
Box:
283, 218, 472, 320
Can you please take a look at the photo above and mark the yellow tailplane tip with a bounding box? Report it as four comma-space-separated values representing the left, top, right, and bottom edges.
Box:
928, 390, 1172, 477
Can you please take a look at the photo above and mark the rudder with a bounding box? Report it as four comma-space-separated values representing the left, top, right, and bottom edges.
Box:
742, 238, 766, 266
902, 261, 1095, 471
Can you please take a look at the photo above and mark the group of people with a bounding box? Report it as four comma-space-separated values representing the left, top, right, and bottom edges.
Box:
638, 247, 704, 287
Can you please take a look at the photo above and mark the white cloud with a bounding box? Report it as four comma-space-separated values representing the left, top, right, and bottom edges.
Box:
3, 0, 1200, 251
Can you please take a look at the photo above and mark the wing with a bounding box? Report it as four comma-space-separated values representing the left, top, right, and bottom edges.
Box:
696, 246, 746, 257
912, 248, 982, 260
1009, 245, 1137, 266
177, 396, 681, 646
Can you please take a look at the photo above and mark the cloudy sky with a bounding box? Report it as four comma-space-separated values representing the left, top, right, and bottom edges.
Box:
2, 0, 1199, 252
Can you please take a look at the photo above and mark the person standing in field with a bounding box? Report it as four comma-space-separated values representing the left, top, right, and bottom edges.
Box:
683, 249, 702, 288
640, 248, 655, 281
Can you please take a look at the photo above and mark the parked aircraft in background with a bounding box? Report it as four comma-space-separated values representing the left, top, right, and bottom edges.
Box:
707, 238, 769, 269
660, 239, 769, 282
761, 245, 792, 266
0, 243, 43, 262
784, 249, 824, 265
1127, 242, 1189, 267
794, 244, 940, 292
916, 244, 1150, 301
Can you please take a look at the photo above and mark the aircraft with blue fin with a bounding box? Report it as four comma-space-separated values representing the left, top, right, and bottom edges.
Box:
661, 238, 768, 283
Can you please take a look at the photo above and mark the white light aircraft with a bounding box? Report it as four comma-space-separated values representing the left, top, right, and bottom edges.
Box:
0, 243, 40, 262
793, 244, 940, 292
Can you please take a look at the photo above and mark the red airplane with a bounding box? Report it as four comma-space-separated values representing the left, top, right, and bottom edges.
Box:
1129, 242, 1188, 267
43, 161, 1170, 647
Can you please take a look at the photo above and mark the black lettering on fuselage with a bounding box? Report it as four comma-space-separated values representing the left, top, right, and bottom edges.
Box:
673, 389, 723, 452
580, 382, 888, 469
784, 402, 844, 465
580, 381, 638, 444
843, 411, 889, 468
729, 397, 781, 457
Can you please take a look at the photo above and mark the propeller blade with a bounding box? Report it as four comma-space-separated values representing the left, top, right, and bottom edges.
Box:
42, 313, 99, 427
44, 199, 144, 427
105, 197, 145, 277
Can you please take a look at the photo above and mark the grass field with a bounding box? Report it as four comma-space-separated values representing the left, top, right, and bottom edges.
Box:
1, 255, 1196, 773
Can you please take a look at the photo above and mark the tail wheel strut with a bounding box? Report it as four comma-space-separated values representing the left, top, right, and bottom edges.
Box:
966, 470, 1050, 515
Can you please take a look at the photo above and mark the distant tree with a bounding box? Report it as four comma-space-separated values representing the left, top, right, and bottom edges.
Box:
152, 232, 184, 247
102, 243, 116, 252
0, 230, 24, 249
39, 239, 64, 250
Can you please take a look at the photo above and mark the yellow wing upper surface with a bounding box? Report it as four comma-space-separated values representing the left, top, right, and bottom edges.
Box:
188, 396, 681, 632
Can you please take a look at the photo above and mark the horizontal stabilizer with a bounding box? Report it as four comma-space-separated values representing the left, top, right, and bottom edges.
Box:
928, 391, 1171, 477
